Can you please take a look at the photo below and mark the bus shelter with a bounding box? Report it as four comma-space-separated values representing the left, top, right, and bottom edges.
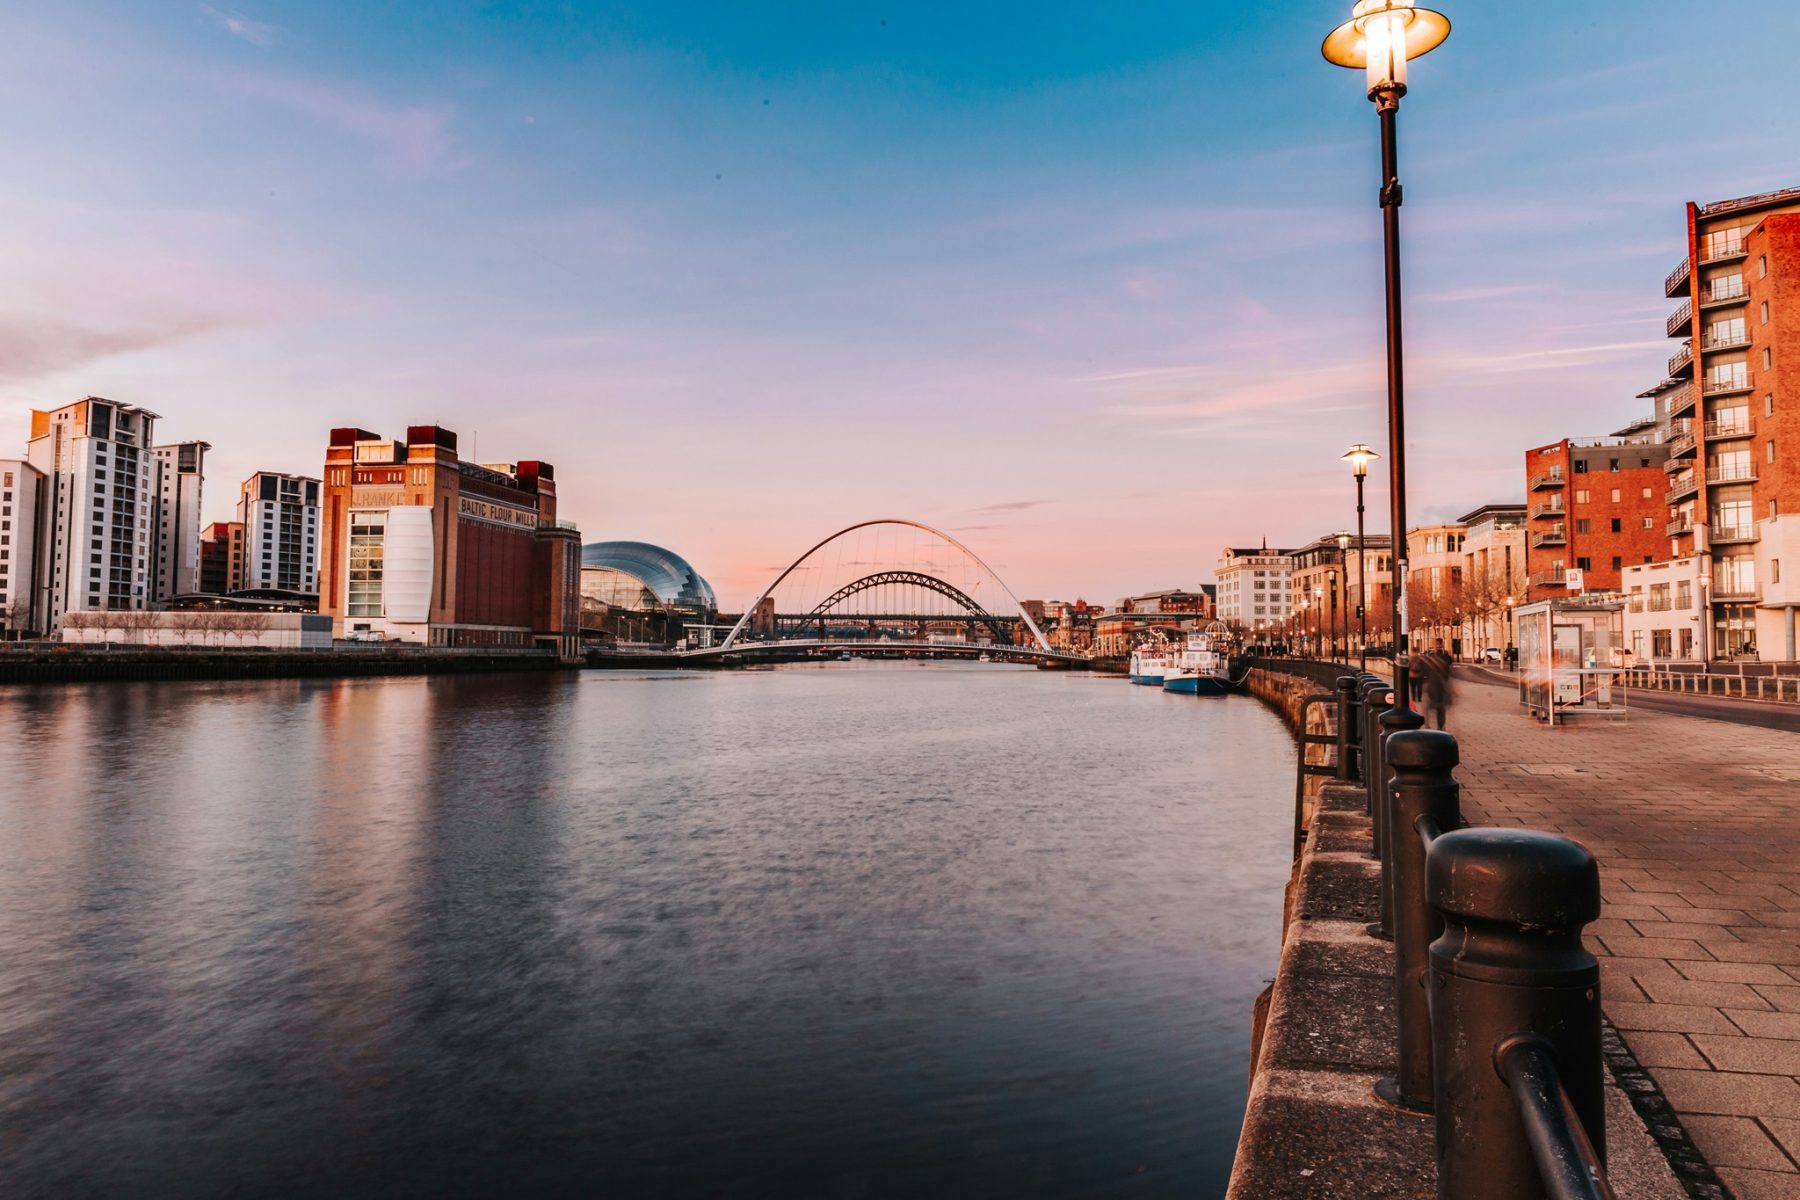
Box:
1514, 598, 1628, 724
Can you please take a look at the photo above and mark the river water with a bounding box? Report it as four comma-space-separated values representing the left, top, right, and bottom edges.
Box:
0, 663, 1295, 1198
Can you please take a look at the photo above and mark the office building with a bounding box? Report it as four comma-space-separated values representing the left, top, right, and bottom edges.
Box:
1289, 530, 1393, 656
318, 425, 581, 654
151, 440, 209, 601
1215, 543, 1297, 630
237, 471, 320, 594
25, 397, 159, 627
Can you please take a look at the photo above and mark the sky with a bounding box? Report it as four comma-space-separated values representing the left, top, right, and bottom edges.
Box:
4, 2, 1798, 608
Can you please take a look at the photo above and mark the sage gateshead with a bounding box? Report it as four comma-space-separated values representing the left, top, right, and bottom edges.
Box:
579, 541, 717, 620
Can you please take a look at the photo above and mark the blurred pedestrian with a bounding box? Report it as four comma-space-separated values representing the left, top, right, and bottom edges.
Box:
1419, 638, 1454, 730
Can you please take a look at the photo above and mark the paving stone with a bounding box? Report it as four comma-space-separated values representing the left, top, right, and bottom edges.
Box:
1597, 933, 1718, 962
1639, 978, 1775, 1009
1724, 1009, 1800, 1040
1679, 962, 1800, 985
1618, 1030, 1710, 1070
1763, 1117, 1800, 1165
1756, 985, 1800, 1014
1655, 1070, 1800, 1118
1606, 1001, 1739, 1035
1682, 1115, 1796, 1171
1693, 1036, 1800, 1077
1712, 1167, 1800, 1199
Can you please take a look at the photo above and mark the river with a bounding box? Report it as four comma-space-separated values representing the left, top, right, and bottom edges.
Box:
0, 663, 1295, 1197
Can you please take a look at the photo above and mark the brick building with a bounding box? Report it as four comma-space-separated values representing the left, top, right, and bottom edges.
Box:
198, 520, 245, 595
1522, 431, 1670, 604
318, 425, 581, 656
1646, 187, 1800, 658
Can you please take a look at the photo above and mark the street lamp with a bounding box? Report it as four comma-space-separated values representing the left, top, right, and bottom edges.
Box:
1342, 444, 1379, 669
1323, 0, 1449, 714
1335, 532, 1351, 661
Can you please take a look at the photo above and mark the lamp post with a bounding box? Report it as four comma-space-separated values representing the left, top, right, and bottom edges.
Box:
1342, 444, 1379, 669
1324, 0, 1449, 711
1335, 532, 1351, 661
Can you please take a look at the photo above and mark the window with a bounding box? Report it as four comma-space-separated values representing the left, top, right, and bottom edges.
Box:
1676, 581, 1691, 609
1610, 489, 1621, 502
1574, 460, 1589, 474
1575, 489, 1590, 504
1641, 487, 1652, 499
1768, 394, 1777, 417
1769, 440, 1777, 463
1761, 301, 1770, 325
347, 514, 385, 617
1642, 517, 1654, 529
1611, 556, 1622, 571
1575, 518, 1590, 533
1764, 348, 1773, 370
1610, 518, 1621, 533
1609, 457, 1620, 472
1759, 254, 1768, 278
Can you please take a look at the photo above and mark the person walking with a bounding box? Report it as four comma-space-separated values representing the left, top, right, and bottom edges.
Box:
1419, 638, 1455, 730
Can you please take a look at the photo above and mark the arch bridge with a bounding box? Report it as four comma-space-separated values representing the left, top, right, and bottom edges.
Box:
680, 519, 1082, 664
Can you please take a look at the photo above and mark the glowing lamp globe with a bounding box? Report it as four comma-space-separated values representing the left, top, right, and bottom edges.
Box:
1341, 443, 1381, 478
1322, 0, 1451, 95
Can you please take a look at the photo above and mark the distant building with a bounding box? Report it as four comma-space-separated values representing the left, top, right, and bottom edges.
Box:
25, 397, 159, 628
1622, 556, 1707, 664
1290, 530, 1394, 657
1116, 589, 1212, 617
1406, 522, 1467, 654
237, 471, 320, 594
0, 460, 45, 636
151, 440, 209, 602
198, 520, 246, 595
1456, 504, 1527, 657
1214, 543, 1296, 630
318, 426, 582, 655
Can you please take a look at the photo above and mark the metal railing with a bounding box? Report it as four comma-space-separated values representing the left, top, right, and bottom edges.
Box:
1529, 569, 1568, 588
1668, 343, 1693, 375
1664, 256, 1690, 296
1528, 471, 1565, 492
1700, 239, 1748, 263
1664, 299, 1692, 336
1528, 502, 1565, 520
1530, 528, 1567, 548
1666, 517, 1693, 536
1665, 476, 1699, 504
1701, 280, 1748, 306
1665, 429, 1696, 458
1664, 384, 1695, 418
1703, 371, 1752, 396
1704, 418, 1754, 439
1701, 330, 1749, 351
1709, 525, 1758, 544
1712, 581, 1761, 602
1707, 463, 1757, 484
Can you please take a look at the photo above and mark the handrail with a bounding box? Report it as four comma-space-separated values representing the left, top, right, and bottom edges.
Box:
1293, 694, 1340, 857
1499, 1039, 1616, 1200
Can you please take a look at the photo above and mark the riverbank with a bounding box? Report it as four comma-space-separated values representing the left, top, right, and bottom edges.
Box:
0, 646, 574, 684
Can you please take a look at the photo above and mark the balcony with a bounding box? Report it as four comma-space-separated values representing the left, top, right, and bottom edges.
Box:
1666, 429, 1697, 459
1664, 384, 1696, 419
1707, 463, 1758, 485
1665, 476, 1700, 504
1646, 596, 1674, 612
1529, 502, 1566, 521
1666, 299, 1693, 337
1703, 372, 1753, 397
1708, 524, 1759, 545
1666, 517, 1693, 536
1531, 526, 1567, 548
1700, 240, 1748, 265
1665, 256, 1691, 297
1668, 341, 1694, 376
1530, 569, 1568, 589
1700, 280, 1748, 308
1528, 471, 1565, 492
1712, 581, 1760, 603
1704, 417, 1754, 440
1701, 330, 1750, 352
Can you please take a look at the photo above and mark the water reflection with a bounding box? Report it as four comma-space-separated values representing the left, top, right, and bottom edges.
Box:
0, 667, 1294, 1197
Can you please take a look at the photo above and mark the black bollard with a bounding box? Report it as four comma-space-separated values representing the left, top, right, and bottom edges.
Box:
1373, 730, 1460, 1114
1335, 676, 1359, 783
1427, 828, 1605, 1200
1370, 699, 1425, 940
1360, 682, 1392, 879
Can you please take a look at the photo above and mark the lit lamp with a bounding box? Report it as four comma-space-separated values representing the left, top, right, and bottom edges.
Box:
1341, 444, 1379, 669
1323, 2, 1449, 716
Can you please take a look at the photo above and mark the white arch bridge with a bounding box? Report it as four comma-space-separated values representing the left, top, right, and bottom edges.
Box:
676, 519, 1087, 665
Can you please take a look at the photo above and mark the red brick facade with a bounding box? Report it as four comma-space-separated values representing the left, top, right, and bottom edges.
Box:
1523, 438, 1670, 603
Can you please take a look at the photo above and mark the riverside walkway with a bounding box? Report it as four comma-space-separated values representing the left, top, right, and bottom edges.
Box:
1448, 671, 1800, 1198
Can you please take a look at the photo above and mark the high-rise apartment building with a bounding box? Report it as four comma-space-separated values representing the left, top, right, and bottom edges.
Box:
1522, 429, 1670, 604
318, 426, 581, 654
1214, 543, 1297, 629
1646, 187, 1800, 659
0, 460, 45, 636
237, 471, 320, 594
198, 520, 246, 595
25, 398, 159, 627
151, 440, 209, 601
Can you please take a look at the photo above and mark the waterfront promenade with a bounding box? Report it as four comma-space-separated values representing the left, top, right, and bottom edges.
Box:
1449, 672, 1800, 1197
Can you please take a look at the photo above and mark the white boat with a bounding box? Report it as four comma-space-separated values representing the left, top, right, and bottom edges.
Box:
1128, 640, 1173, 685
977, 652, 992, 663
1162, 624, 1238, 696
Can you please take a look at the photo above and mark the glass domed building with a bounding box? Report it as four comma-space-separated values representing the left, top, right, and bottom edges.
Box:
579, 541, 717, 620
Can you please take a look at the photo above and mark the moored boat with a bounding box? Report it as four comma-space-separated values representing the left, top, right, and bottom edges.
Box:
1128, 640, 1172, 685
1161, 624, 1238, 696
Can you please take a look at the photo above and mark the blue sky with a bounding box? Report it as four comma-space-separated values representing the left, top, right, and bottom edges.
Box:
3, 2, 1797, 604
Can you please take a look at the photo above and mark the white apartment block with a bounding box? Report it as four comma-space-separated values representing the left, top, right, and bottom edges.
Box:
1215, 544, 1296, 629
26, 398, 159, 627
0, 460, 45, 636
1623, 556, 1708, 663
151, 440, 209, 601
237, 471, 321, 593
